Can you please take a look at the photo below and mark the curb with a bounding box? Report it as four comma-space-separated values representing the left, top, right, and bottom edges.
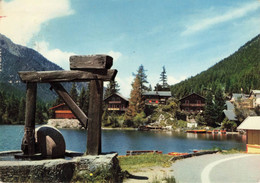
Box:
170, 150, 219, 161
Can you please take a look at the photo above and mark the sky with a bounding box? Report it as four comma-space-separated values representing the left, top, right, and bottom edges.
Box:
0, 0, 260, 97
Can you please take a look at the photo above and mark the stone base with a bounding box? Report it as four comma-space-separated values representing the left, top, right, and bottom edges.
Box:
0, 151, 122, 182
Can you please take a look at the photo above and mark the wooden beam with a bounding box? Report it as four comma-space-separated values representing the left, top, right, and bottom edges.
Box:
50, 82, 88, 128
87, 80, 103, 155
18, 69, 117, 83
70, 55, 113, 70
22, 82, 37, 155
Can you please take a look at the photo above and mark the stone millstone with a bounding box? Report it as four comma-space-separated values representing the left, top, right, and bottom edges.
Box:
35, 125, 66, 159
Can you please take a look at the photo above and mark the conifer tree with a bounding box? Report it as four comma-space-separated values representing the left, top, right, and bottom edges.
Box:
160, 66, 168, 88
104, 80, 120, 99
78, 86, 90, 115
70, 83, 78, 102
204, 92, 216, 127
125, 75, 144, 120
18, 97, 26, 123
133, 65, 149, 93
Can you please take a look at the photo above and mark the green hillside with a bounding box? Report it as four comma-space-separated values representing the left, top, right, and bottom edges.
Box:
171, 34, 260, 99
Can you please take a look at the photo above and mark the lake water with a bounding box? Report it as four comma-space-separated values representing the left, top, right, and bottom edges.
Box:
0, 125, 246, 155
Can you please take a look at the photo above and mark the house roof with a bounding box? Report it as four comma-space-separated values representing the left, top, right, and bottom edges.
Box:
231, 93, 248, 100
103, 92, 129, 102
226, 101, 235, 110
179, 93, 205, 101
237, 116, 260, 130
142, 91, 171, 97
223, 110, 237, 121
49, 103, 66, 110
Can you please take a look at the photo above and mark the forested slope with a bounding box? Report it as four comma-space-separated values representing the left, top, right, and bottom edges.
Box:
171, 34, 260, 99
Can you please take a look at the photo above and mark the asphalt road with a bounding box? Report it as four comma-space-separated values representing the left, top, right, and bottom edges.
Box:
171, 153, 260, 183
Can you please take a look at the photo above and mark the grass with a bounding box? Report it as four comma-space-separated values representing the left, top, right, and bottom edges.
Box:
221, 148, 245, 154
149, 176, 176, 183
118, 153, 172, 172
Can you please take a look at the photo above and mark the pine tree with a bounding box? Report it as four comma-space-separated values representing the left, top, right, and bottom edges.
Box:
204, 92, 216, 127
133, 65, 149, 93
18, 97, 26, 123
70, 83, 78, 103
78, 86, 90, 115
104, 80, 120, 99
160, 66, 168, 88
214, 87, 226, 123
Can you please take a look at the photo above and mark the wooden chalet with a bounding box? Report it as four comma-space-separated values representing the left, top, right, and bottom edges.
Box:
237, 116, 260, 153
103, 93, 129, 113
179, 93, 205, 113
142, 91, 172, 105
49, 103, 76, 119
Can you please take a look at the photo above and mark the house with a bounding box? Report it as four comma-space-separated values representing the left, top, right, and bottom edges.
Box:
230, 93, 252, 109
223, 101, 237, 121
49, 103, 76, 119
237, 116, 260, 153
103, 93, 129, 113
249, 90, 260, 108
142, 91, 172, 105
179, 93, 205, 113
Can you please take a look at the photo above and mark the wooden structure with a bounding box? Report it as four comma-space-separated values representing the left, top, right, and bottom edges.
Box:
18, 54, 117, 158
179, 93, 205, 113
142, 91, 171, 105
103, 93, 129, 113
237, 116, 260, 153
49, 103, 76, 119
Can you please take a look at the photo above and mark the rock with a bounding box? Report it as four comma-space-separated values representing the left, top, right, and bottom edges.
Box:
35, 125, 66, 159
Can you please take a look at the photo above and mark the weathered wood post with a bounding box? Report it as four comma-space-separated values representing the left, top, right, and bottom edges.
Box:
70, 55, 113, 155
87, 80, 103, 155
22, 82, 37, 156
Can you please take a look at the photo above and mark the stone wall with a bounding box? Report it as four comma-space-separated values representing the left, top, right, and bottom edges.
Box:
0, 152, 121, 182
47, 119, 83, 129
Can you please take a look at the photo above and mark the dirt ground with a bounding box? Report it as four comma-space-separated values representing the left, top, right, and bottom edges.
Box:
123, 166, 173, 183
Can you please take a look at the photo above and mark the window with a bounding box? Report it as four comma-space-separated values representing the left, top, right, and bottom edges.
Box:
185, 100, 189, 104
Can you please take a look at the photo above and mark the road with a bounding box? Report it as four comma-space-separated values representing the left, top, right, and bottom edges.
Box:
171, 153, 260, 183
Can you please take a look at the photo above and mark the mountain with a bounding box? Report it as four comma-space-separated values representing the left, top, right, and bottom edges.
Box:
171, 34, 260, 99
0, 34, 66, 101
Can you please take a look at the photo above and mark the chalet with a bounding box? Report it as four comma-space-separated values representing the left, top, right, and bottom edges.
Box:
49, 103, 76, 119
103, 93, 129, 113
249, 90, 260, 108
142, 91, 171, 105
237, 116, 260, 153
179, 93, 205, 113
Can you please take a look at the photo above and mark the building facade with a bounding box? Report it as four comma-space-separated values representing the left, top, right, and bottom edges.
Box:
142, 91, 172, 105
179, 93, 205, 113
49, 103, 76, 119
103, 93, 129, 113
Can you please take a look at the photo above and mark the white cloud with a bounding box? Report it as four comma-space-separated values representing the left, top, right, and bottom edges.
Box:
182, 2, 260, 36
0, 0, 74, 45
168, 75, 186, 85
107, 50, 122, 62
33, 41, 75, 70
116, 76, 133, 98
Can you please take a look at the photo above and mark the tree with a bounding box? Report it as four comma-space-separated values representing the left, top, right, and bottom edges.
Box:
214, 87, 226, 123
133, 65, 149, 93
18, 97, 26, 123
78, 86, 90, 115
104, 80, 120, 99
125, 75, 145, 126
204, 92, 216, 127
70, 83, 78, 103
160, 66, 169, 88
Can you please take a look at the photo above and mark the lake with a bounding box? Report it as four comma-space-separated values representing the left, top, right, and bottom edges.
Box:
0, 125, 246, 155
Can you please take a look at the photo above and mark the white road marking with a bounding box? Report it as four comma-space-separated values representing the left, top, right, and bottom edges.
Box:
201, 154, 254, 183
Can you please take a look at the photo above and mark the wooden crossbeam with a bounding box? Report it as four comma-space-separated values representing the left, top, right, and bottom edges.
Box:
70, 55, 113, 70
18, 69, 117, 83
50, 82, 88, 128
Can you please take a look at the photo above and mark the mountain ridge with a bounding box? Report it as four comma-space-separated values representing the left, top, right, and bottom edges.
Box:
171, 34, 260, 98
